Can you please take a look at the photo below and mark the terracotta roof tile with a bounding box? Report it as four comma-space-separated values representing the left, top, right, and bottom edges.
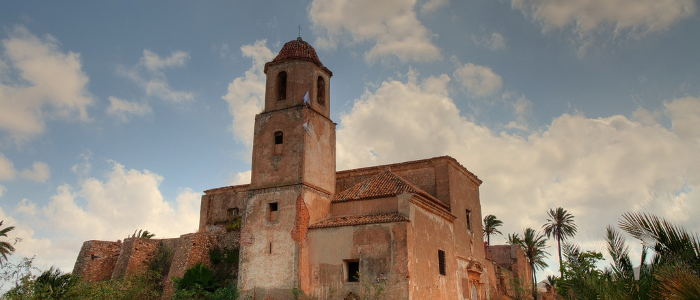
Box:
308, 212, 409, 229
333, 171, 425, 203
273, 37, 322, 65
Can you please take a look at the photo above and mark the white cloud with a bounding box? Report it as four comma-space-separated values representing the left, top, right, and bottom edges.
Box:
139, 49, 188, 72
14, 198, 37, 215
119, 50, 193, 104
337, 73, 700, 263
454, 63, 503, 97
511, 0, 697, 35
19, 161, 50, 182
664, 96, 700, 140
0, 152, 17, 180
473, 32, 506, 51
222, 40, 275, 147
70, 150, 92, 178
0, 26, 93, 143
228, 170, 251, 186
420, 0, 449, 14
2, 160, 202, 272
0, 185, 6, 198
309, 0, 442, 63
106, 96, 152, 122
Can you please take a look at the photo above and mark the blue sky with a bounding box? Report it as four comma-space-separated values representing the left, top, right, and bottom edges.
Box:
1, 0, 699, 280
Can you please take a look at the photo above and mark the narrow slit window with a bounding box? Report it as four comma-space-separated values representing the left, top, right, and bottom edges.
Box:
466, 209, 471, 230
277, 71, 287, 101
345, 260, 360, 282
269, 242, 272, 254
274, 131, 283, 155
268, 202, 279, 222
317, 76, 325, 106
438, 250, 446, 275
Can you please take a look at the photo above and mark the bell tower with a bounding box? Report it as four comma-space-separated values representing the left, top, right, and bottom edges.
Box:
238, 37, 336, 298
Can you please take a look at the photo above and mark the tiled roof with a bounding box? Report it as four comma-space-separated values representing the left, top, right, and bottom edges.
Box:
308, 212, 409, 229
273, 37, 322, 65
333, 171, 426, 202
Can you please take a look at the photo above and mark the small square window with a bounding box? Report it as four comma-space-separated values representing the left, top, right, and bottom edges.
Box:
438, 250, 446, 275
268, 202, 279, 222
273, 132, 283, 155
274, 132, 283, 144
345, 260, 360, 282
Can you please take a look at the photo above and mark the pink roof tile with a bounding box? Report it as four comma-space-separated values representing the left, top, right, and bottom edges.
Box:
273, 37, 322, 65
333, 171, 428, 202
308, 212, 409, 229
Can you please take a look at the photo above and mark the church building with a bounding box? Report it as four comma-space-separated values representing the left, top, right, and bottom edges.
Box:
73, 38, 532, 300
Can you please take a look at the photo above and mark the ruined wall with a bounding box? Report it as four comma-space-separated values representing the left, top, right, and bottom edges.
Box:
163, 232, 218, 298
306, 222, 409, 300
486, 245, 534, 298
73, 240, 122, 282
200, 186, 249, 231
110, 237, 161, 280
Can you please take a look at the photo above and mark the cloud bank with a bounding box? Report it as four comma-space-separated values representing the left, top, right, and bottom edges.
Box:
310, 0, 442, 63
336, 71, 700, 274
0, 26, 93, 144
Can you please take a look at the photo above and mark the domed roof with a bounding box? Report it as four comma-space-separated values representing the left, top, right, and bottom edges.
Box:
273, 37, 322, 64
265, 37, 331, 75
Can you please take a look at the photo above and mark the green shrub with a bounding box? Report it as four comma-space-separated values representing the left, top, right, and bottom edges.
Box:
225, 218, 242, 232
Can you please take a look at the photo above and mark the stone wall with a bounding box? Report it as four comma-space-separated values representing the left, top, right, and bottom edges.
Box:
486, 244, 534, 299
111, 237, 161, 279
73, 240, 122, 282
162, 232, 218, 299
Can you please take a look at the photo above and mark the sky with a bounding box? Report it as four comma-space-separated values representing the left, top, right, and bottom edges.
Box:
0, 0, 699, 281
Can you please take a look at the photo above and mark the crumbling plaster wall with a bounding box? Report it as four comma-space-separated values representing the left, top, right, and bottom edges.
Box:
407, 203, 458, 299
307, 221, 409, 300
237, 185, 301, 299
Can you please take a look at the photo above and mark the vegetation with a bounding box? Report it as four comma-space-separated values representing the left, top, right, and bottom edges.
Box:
130, 229, 155, 239
548, 212, 700, 300
225, 218, 242, 232
542, 207, 578, 278
0, 220, 16, 265
483, 214, 503, 245
518, 228, 549, 299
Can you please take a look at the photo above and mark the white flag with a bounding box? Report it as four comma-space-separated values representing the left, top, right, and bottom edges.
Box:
303, 120, 310, 135
303, 91, 310, 106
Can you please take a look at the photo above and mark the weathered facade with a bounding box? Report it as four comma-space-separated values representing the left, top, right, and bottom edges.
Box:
73, 37, 531, 299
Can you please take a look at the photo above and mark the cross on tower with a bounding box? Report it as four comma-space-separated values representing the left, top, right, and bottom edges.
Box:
298, 25, 302, 38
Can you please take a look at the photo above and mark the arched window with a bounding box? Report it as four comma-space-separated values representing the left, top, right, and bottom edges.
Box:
277, 71, 287, 101
317, 76, 325, 105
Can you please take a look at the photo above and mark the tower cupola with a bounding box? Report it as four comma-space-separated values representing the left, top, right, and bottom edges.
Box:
262, 37, 332, 119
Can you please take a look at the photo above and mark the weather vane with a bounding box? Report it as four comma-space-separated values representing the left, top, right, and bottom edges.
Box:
298, 25, 302, 38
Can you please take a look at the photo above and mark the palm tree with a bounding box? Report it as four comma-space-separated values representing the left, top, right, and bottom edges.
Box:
0, 220, 16, 265
482, 214, 503, 245
520, 228, 549, 299
507, 233, 521, 245
543, 207, 577, 278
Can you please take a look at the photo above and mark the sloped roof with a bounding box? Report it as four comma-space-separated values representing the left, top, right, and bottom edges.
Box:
273, 37, 321, 65
333, 171, 431, 203
308, 212, 409, 229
